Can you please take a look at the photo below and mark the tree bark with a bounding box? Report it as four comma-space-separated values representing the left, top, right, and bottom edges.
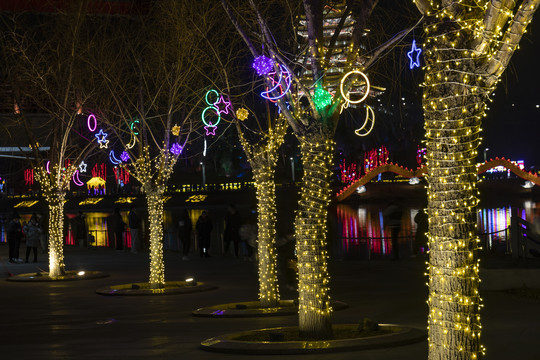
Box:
295, 128, 333, 339
253, 167, 280, 308
47, 193, 66, 278
146, 189, 166, 289
423, 19, 486, 360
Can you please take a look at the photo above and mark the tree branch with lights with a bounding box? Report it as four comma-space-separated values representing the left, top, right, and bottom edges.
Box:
413, 0, 540, 358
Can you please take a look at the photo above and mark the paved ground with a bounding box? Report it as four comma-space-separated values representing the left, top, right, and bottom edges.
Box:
0, 245, 538, 360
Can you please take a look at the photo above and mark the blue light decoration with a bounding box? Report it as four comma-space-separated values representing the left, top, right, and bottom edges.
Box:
252, 55, 274, 76
170, 142, 183, 155
95, 129, 109, 148
120, 151, 130, 162
407, 40, 422, 69
109, 150, 121, 165
260, 64, 292, 102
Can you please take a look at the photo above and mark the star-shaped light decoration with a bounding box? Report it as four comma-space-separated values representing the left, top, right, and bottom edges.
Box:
171, 124, 181, 136
407, 40, 422, 69
236, 108, 249, 121
78, 161, 87, 173
170, 142, 183, 155
204, 125, 217, 136
214, 96, 232, 115
95, 129, 109, 149
120, 151, 130, 162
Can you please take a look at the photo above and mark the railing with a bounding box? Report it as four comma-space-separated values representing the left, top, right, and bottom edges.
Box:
510, 211, 540, 258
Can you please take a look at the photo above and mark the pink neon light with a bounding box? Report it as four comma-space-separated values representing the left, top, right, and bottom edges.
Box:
87, 114, 97, 132
46, 161, 50, 174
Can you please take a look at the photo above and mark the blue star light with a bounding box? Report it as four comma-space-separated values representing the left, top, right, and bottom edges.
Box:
95, 129, 109, 149
407, 40, 422, 69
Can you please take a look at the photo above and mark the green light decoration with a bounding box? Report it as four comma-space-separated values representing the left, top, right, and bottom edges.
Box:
313, 88, 333, 110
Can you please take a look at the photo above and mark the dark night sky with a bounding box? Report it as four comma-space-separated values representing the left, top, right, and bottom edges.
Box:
482, 22, 540, 167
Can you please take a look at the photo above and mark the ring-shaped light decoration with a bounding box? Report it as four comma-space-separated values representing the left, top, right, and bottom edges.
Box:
72, 170, 84, 186
109, 150, 122, 165
261, 64, 292, 101
205, 90, 220, 107
340, 70, 370, 104
87, 114, 97, 132
130, 119, 140, 136
201, 106, 221, 127
354, 105, 375, 137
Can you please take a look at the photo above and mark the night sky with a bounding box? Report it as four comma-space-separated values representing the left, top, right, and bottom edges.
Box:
482, 22, 540, 167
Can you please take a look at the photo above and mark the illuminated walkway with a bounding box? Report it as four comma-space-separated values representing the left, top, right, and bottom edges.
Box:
0, 245, 537, 359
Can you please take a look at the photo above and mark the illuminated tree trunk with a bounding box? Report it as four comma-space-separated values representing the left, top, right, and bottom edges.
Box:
423, 24, 486, 360
146, 189, 165, 289
47, 193, 66, 278
295, 130, 333, 339
253, 167, 279, 308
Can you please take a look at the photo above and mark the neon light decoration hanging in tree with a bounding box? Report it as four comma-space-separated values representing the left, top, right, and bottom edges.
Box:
354, 105, 375, 136
340, 70, 370, 106
72, 170, 84, 186
201, 89, 222, 136
236, 108, 249, 121
95, 129, 109, 149
120, 151, 130, 162
252, 55, 274, 76
78, 161, 87, 173
313, 87, 333, 109
170, 142, 183, 155
87, 114, 97, 132
407, 40, 422, 69
260, 64, 292, 102
109, 150, 122, 165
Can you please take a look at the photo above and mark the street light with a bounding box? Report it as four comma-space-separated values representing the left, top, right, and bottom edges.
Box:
483, 148, 490, 162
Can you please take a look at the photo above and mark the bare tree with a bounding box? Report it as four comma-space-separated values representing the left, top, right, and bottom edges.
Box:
1, 2, 102, 278
413, 0, 540, 358
92, 1, 209, 289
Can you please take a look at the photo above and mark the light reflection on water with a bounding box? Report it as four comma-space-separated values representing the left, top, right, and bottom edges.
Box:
334, 202, 539, 260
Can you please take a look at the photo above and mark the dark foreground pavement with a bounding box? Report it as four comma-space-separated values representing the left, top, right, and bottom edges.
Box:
0, 245, 538, 360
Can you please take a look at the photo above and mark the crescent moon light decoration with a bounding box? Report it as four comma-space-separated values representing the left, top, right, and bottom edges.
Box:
109, 150, 122, 165
126, 119, 139, 149
46, 161, 51, 174
354, 105, 375, 137
260, 64, 292, 102
72, 170, 84, 186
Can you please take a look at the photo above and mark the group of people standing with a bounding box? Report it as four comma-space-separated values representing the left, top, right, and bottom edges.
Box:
7, 212, 45, 263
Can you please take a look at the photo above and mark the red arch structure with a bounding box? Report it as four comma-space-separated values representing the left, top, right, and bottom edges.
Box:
336, 157, 540, 202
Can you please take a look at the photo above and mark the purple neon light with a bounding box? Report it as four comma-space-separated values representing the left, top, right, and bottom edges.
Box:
214, 96, 232, 115
87, 114, 97, 132
170, 143, 183, 155
120, 151, 130, 162
253, 55, 274, 76
46, 161, 50, 174
407, 40, 422, 69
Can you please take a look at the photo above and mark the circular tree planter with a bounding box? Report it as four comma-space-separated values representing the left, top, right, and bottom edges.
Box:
95, 280, 217, 296
192, 299, 348, 318
7, 270, 108, 282
200, 324, 426, 355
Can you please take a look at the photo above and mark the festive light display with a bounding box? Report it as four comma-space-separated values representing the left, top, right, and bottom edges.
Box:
252, 55, 274, 76
236, 107, 249, 121
120, 151, 130, 162
354, 105, 375, 136
72, 170, 84, 186
24, 168, 34, 185
171, 124, 181, 136
79, 161, 87, 173
415, 0, 540, 358
295, 133, 334, 335
204, 124, 218, 136
170, 142, 183, 155
339, 70, 370, 105
407, 39, 422, 69
214, 95, 232, 115
237, 120, 288, 308
113, 167, 130, 185
87, 114, 97, 132
260, 64, 292, 101
95, 129, 109, 148
313, 88, 333, 109
46, 161, 50, 174
130, 119, 140, 136
109, 150, 122, 165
